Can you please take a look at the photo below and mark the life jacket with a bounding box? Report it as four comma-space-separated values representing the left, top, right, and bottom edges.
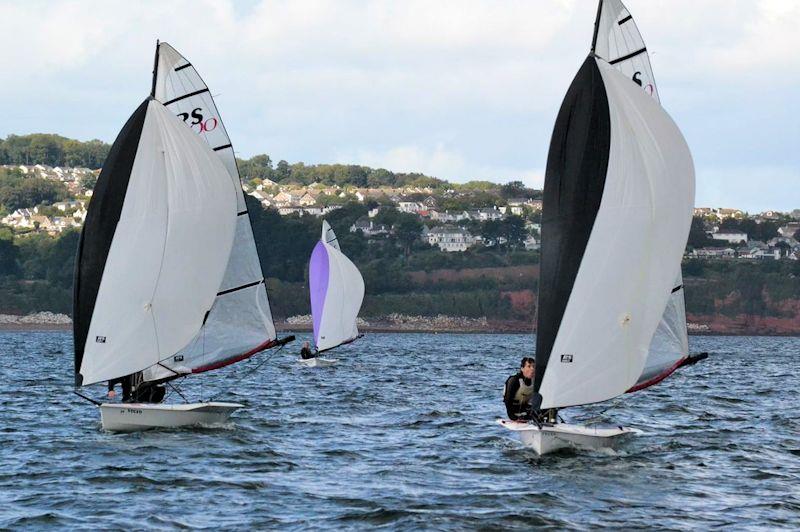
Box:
514, 376, 534, 406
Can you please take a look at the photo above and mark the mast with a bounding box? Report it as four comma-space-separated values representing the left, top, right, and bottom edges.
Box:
150, 40, 159, 98
590, 0, 604, 54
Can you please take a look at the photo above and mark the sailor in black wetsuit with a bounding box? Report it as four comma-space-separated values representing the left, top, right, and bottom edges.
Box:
503, 357, 536, 421
300, 341, 315, 360
107, 372, 165, 403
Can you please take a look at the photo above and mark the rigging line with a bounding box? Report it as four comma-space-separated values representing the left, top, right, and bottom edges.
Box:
204, 343, 286, 403
166, 379, 189, 404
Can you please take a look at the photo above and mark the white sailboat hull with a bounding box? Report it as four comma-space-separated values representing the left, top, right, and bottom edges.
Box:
497, 419, 641, 455
298, 357, 338, 368
100, 402, 244, 432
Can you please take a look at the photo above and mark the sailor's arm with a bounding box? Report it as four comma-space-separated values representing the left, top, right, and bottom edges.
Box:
503, 375, 520, 419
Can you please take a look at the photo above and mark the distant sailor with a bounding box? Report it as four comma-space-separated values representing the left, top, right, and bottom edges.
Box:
503, 357, 536, 421
300, 341, 316, 360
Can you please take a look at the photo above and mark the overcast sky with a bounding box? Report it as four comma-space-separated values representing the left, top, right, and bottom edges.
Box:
1, 0, 797, 212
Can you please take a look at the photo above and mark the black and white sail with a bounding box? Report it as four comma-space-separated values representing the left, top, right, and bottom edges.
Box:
74, 43, 280, 387
591, 0, 690, 391
146, 42, 278, 379
73, 99, 239, 385
534, 3, 695, 408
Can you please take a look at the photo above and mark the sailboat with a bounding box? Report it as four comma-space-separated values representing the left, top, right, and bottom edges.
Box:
73, 42, 293, 432
498, 0, 696, 454
301, 220, 365, 367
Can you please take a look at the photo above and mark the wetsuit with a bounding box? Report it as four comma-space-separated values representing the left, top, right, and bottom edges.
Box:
107, 373, 165, 403
503, 372, 534, 420
300, 346, 315, 360
108, 376, 132, 402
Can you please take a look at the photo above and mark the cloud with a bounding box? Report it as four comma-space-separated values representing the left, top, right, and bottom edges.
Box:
0, 0, 796, 211
336, 144, 543, 187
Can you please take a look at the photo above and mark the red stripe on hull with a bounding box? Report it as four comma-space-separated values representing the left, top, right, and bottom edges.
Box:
626, 356, 687, 393
192, 338, 278, 374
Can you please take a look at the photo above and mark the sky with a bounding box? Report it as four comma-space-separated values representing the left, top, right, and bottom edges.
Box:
0, 0, 797, 212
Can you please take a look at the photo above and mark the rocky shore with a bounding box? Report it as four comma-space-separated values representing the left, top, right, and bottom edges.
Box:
0, 312, 72, 331
2, 311, 798, 336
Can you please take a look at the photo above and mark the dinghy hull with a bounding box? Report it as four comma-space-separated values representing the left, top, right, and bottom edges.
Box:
497, 419, 640, 455
100, 402, 244, 432
298, 357, 337, 368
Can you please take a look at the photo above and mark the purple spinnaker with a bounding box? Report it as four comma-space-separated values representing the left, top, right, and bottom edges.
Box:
309, 241, 330, 346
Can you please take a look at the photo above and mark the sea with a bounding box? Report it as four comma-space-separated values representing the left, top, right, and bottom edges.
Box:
1, 331, 798, 530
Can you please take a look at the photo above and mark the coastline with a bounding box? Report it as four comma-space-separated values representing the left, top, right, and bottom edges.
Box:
3, 313, 798, 336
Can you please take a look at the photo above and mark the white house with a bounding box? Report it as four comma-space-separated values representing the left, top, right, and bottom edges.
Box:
709, 231, 748, 244
350, 217, 390, 236
398, 201, 424, 214
425, 225, 476, 252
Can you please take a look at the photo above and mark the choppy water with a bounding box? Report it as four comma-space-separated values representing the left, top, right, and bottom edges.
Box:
1, 332, 799, 529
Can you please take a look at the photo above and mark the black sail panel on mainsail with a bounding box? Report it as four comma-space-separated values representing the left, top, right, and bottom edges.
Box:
73, 99, 149, 387
534, 57, 610, 393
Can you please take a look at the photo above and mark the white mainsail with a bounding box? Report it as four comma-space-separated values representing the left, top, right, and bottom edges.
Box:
592, 0, 690, 391
77, 101, 238, 385
536, 59, 695, 409
147, 42, 277, 379
309, 220, 365, 352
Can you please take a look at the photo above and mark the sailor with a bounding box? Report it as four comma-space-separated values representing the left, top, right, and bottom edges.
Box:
503, 357, 536, 421
107, 375, 132, 402
300, 341, 316, 360
107, 372, 165, 403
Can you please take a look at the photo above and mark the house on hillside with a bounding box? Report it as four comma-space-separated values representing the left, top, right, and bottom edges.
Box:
778, 222, 800, 238
350, 216, 390, 237
708, 230, 748, 244
465, 207, 503, 221
398, 201, 424, 214
425, 225, 476, 252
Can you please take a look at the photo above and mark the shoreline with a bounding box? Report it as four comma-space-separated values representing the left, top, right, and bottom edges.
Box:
2, 321, 799, 337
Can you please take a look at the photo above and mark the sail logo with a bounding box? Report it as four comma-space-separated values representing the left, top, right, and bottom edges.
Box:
95, 336, 106, 343
631, 72, 655, 96
177, 108, 218, 134
560, 354, 573, 363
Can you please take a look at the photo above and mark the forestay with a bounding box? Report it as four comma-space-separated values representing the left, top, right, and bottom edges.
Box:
535, 58, 694, 409
592, 0, 690, 391
146, 42, 277, 380
74, 100, 237, 386
309, 221, 365, 352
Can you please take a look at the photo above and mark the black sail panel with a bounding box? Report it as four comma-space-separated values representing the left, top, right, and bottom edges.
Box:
534, 57, 611, 392
73, 99, 149, 386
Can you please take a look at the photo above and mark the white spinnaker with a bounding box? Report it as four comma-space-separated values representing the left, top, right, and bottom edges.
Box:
538, 60, 694, 409
595, 0, 690, 389
147, 42, 275, 379
314, 223, 365, 352
80, 101, 237, 385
